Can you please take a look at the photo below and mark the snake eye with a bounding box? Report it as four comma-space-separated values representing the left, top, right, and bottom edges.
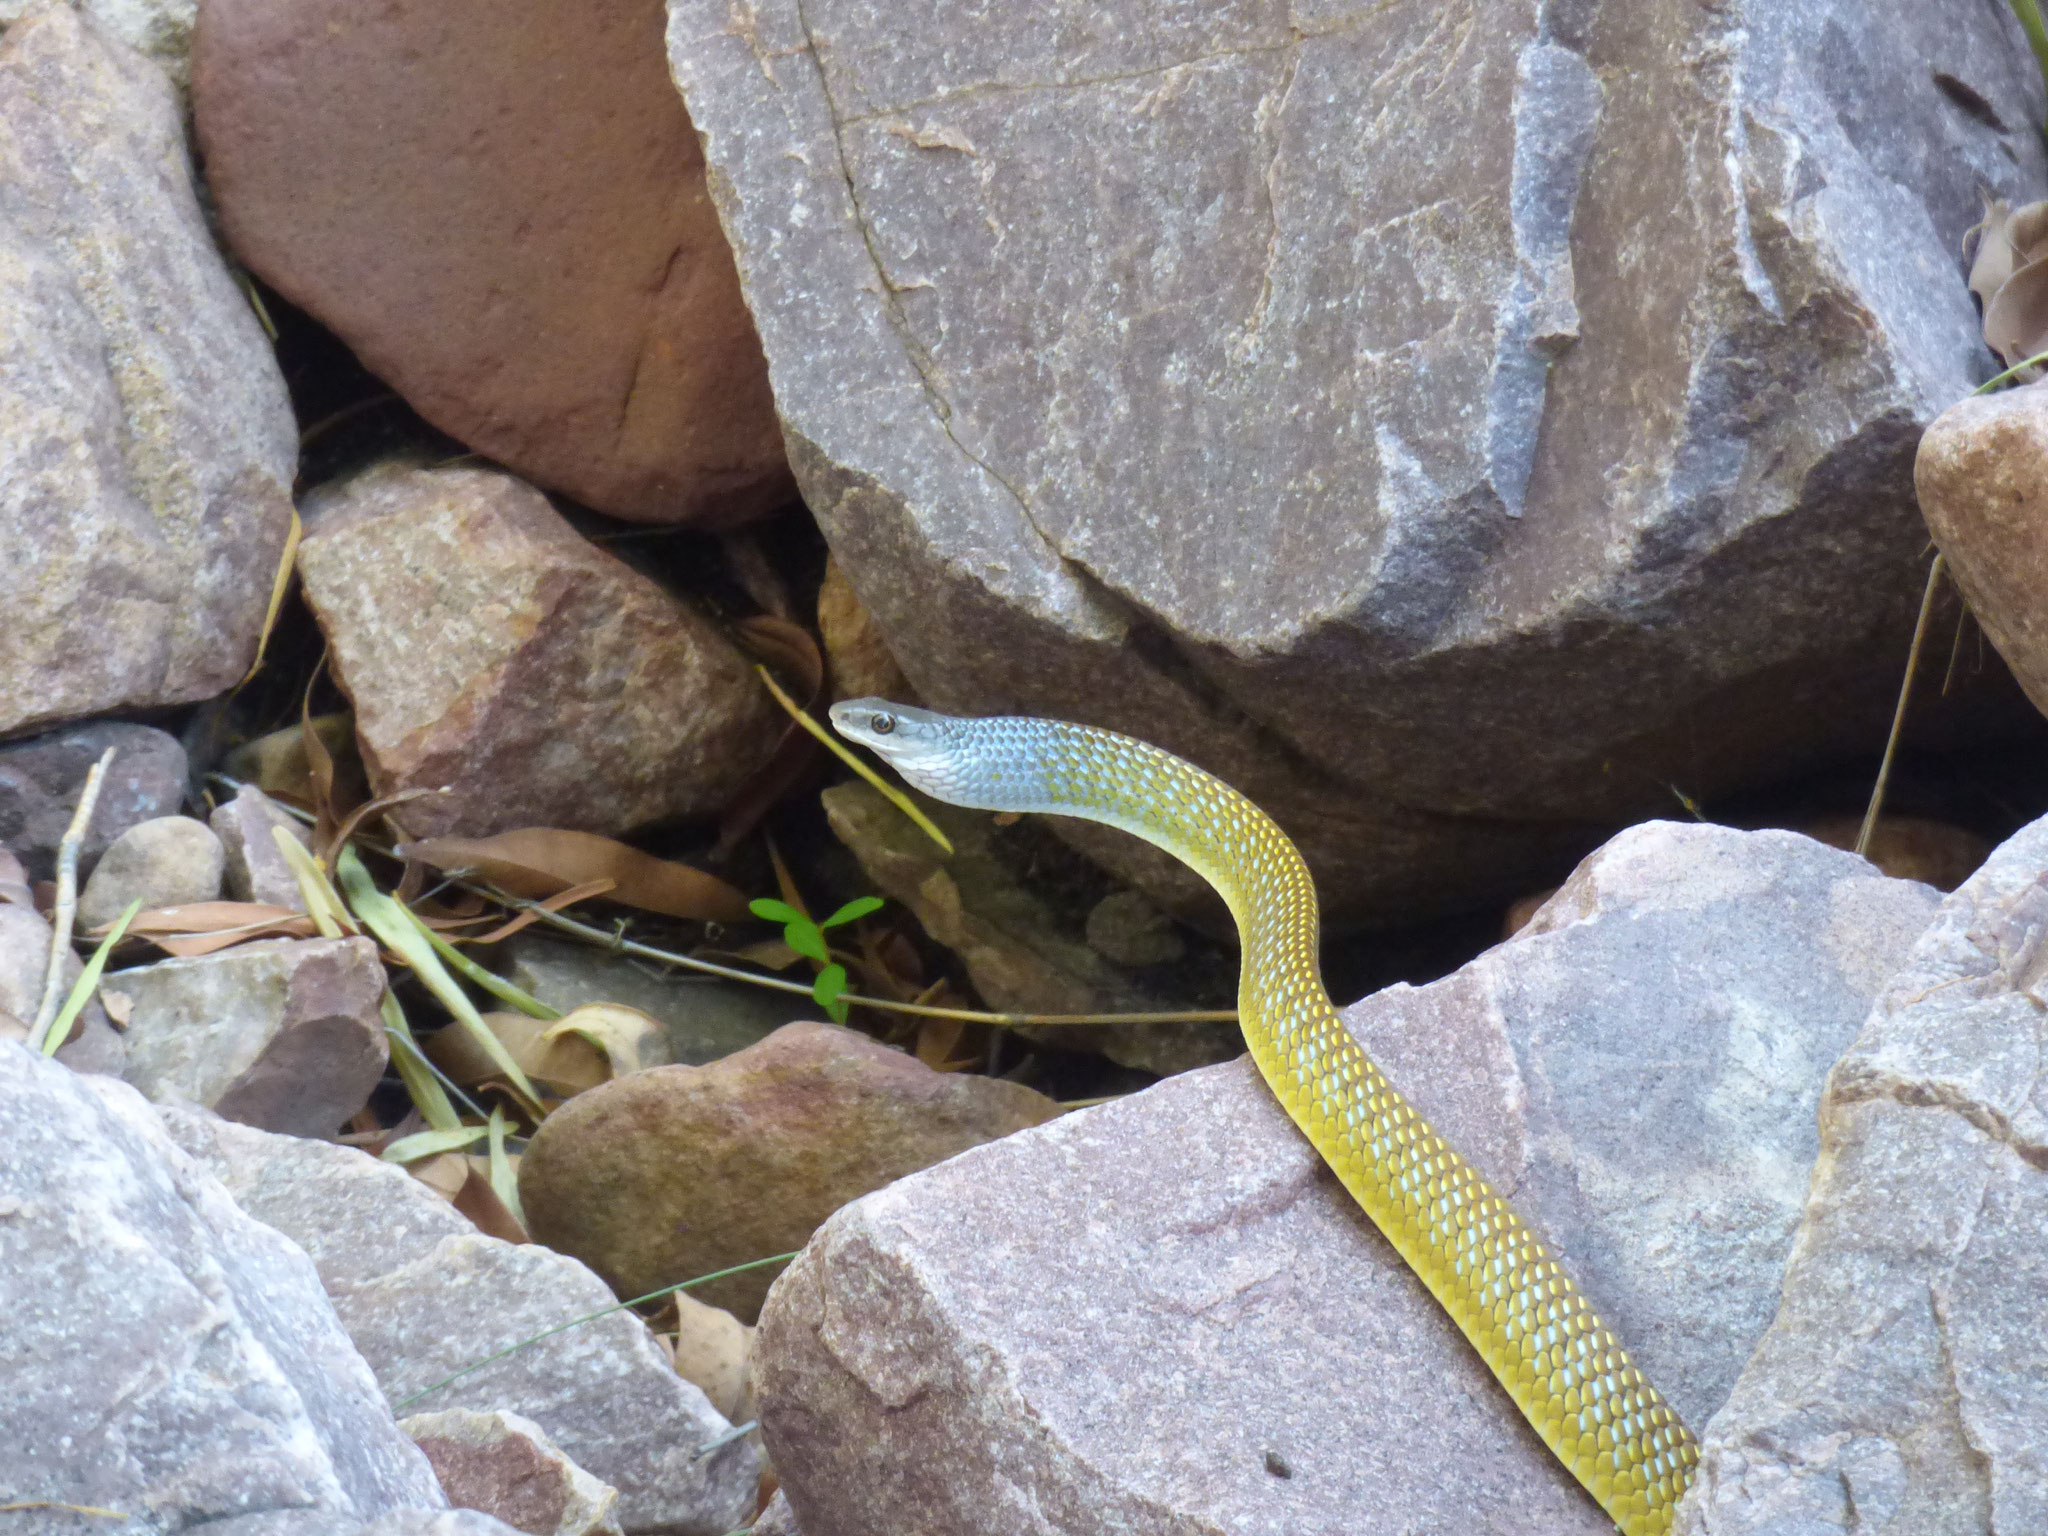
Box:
870, 713, 897, 736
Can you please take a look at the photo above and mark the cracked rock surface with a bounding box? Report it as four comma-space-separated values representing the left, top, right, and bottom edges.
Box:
752, 822, 1935, 1534
1679, 811, 2048, 1536
666, 0, 2046, 923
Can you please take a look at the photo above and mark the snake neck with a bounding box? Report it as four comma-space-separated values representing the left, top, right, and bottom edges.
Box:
928, 716, 1327, 1016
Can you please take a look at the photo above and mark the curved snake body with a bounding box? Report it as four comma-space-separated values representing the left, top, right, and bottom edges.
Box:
831, 699, 1699, 1535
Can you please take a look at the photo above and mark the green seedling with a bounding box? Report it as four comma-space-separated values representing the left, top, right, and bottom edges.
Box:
748, 895, 884, 1023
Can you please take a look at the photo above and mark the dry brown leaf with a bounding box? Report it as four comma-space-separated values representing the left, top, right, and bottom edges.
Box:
107, 901, 316, 957
457, 1153, 529, 1244
1985, 255, 2048, 373
99, 989, 133, 1028
425, 1004, 667, 1097
1969, 198, 2048, 310
221, 712, 359, 801
402, 829, 750, 925
465, 878, 618, 945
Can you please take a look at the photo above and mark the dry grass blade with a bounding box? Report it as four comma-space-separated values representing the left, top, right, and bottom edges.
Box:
754, 664, 954, 855
236, 506, 303, 690
337, 846, 544, 1116
403, 828, 751, 925
321, 787, 441, 870
271, 826, 358, 938
29, 746, 116, 1050
464, 877, 617, 945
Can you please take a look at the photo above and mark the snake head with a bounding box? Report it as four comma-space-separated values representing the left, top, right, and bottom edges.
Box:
828, 698, 962, 790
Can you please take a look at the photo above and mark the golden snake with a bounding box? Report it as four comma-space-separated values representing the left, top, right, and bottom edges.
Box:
831, 699, 1698, 1534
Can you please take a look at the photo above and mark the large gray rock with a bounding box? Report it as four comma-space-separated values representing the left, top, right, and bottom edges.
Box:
0, 721, 188, 882
1679, 814, 2048, 1535
0, 901, 125, 1073
162, 1107, 760, 1536
666, 0, 2045, 924
0, 1040, 446, 1532
0, 4, 295, 739
213, 781, 315, 908
752, 823, 1937, 1534
118, 936, 389, 1137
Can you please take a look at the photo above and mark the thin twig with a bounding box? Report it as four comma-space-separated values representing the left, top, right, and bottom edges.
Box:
1857, 554, 1946, 858
507, 897, 1238, 1028
28, 747, 116, 1050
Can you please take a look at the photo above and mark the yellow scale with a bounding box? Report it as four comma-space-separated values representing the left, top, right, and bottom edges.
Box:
833, 699, 1699, 1535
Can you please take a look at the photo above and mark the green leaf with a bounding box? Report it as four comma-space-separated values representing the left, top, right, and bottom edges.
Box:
820, 895, 884, 929
814, 963, 849, 1024
382, 990, 462, 1131
382, 1124, 488, 1163
783, 920, 830, 966
748, 897, 804, 924
487, 1106, 524, 1227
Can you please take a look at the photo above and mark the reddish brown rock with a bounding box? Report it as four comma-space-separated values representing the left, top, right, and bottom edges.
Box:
518, 1021, 1060, 1321
192, 0, 791, 526
400, 1409, 622, 1536
296, 463, 781, 840
1917, 383, 2048, 718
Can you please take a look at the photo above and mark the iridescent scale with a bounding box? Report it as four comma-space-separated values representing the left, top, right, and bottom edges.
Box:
922, 714, 1700, 1535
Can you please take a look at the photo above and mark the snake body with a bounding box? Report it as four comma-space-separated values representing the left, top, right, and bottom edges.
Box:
831, 699, 1699, 1535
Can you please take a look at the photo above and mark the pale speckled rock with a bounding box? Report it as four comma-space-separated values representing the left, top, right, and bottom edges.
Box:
0, 4, 294, 739
0, 0, 193, 86
400, 1410, 623, 1536
501, 935, 802, 1066
666, 0, 2044, 925
752, 822, 1937, 1535
117, 936, 387, 1136
194, 0, 790, 525
296, 463, 781, 841
77, 814, 223, 930
519, 1021, 1062, 1321
0, 1041, 446, 1531
0, 721, 187, 881
213, 782, 315, 907
1917, 380, 2048, 719
0, 901, 124, 1073
1802, 812, 1991, 892
1678, 813, 2048, 1536
750, 1494, 798, 1536
824, 780, 1237, 1075
161, 1107, 760, 1536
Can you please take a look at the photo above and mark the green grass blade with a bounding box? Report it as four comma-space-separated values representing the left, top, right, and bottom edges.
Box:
338, 846, 544, 1115
40, 899, 141, 1056
487, 1105, 524, 1227
382, 991, 464, 1131
414, 913, 560, 1020
383, 1124, 488, 1162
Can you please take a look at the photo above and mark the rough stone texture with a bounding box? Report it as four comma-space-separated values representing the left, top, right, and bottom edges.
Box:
1918, 380, 2048, 719
520, 1021, 1061, 1321
752, 822, 1938, 1535
401, 1410, 624, 1536
194, 1516, 526, 1536
78, 813, 225, 930
296, 463, 782, 841
824, 780, 1238, 1075
667, 0, 2046, 924
0, 902, 125, 1073
162, 1107, 760, 1536
193, 0, 790, 526
118, 936, 388, 1136
501, 935, 803, 1067
0, 3, 295, 740
1678, 813, 2048, 1536
0, 721, 188, 881
214, 782, 316, 907
0, 1040, 446, 1532
0, 0, 194, 86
